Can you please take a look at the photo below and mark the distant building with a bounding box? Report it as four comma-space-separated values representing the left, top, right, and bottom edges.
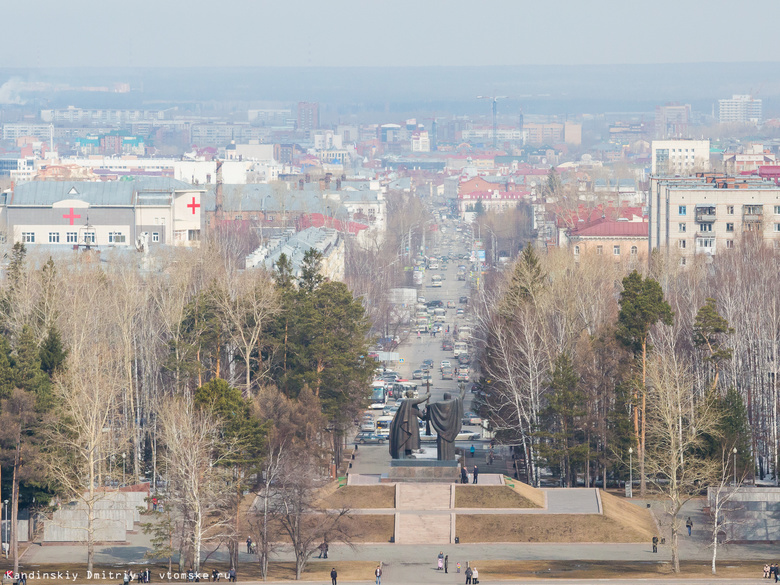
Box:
2, 178, 204, 248
655, 103, 691, 138
567, 218, 648, 263
297, 102, 320, 132
651, 139, 710, 175
523, 122, 581, 146
719, 95, 762, 125
245, 227, 345, 282
411, 131, 430, 152
648, 173, 780, 262
722, 144, 776, 174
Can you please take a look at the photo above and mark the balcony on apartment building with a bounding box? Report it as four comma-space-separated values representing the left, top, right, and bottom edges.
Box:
743, 205, 764, 223
695, 205, 716, 223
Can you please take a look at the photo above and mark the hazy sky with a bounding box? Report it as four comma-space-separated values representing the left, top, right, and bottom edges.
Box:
6, 0, 780, 68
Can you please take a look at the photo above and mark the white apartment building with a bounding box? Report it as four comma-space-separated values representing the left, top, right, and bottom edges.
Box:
649, 174, 780, 261
651, 139, 710, 175
719, 95, 762, 125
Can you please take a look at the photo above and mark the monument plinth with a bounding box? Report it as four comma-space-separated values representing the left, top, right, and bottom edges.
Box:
388, 459, 460, 483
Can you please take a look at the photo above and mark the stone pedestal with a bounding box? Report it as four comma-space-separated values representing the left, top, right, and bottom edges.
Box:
388, 459, 459, 483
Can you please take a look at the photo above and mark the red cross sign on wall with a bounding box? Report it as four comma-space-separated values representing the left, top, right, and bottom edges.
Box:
63, 208, 81, 225
187, 197, 200, 214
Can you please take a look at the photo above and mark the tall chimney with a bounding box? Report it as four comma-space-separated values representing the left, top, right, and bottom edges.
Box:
215, 159, 224, 223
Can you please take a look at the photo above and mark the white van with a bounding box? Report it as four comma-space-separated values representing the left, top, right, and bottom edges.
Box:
454, 341, 468, 357
431, 275, 442, 288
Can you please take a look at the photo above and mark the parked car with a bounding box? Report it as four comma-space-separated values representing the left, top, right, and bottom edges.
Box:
356, 431, 385, 444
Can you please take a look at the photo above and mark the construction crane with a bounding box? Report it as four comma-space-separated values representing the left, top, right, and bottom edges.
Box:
477, 95, 507, 149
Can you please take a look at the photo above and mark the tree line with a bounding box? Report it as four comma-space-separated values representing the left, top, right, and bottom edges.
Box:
0, 242, 372, 576
476, 242, 767, 572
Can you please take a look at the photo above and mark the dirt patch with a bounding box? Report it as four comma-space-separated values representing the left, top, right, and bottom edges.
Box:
456, 513, 649, 543
319, 485, 395, 509
599, 489, 657, 540
473, 559, 764, 580
0, 561, 378, 582
341, 513, 395, 543
455, 486, 538, 508
502, 477, 547, 508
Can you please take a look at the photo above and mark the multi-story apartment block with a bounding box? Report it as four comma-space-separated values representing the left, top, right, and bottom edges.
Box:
297, 102, 319, 132
719, 95, 762, 125
649, 173, 780, 262
651, 139, 710, 175
654, 103, 691, 139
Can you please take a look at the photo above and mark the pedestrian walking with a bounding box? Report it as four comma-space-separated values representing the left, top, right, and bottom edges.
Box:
323, 542, 329, 558
764, 564, 771, 579
652, 535, 658, 553
473, 465, 479, 484
246, 536, 253, 554
465, 566, 473, 585
686, 517, 693, 536
469, 444, 475, 457
330, 568, 338, 585
374, 565, 382, 585
445, 555, 449, 574
472, 567, 479, 584
318, 542, 327, 558
461, 466, 468, 484
775, 564, 779, 583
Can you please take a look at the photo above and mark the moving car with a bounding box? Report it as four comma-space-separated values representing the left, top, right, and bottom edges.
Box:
459, 296, 469, 304
447, 301, 456, 308
356, 431, 385, 444
422, 359, 434, 369
462, 411, 482, 425
440, 360, 452, 370
441, 367, 454, 380
412, 369, 424, 380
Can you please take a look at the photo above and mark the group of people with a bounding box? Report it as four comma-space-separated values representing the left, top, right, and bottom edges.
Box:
763, 564, 780, 581
464, 565, 479, 584
460, 465, 479, 484
437, 552, 449, 572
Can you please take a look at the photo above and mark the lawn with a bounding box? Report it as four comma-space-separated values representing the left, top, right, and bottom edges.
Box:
472, 559, 764, 580
319, 485, 396, 509
454, 485, 538, 508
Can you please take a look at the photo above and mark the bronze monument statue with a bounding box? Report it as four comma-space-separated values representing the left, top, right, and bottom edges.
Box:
388, 392, 430, 459
389, 387, 466, 461
426, 388, 466, 460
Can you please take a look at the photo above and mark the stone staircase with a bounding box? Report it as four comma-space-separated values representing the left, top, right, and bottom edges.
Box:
394, 484, 453, 544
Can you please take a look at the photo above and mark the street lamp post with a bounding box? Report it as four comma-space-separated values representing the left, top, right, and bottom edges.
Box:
122, 452, 127, 487
733, 447, 738, 485
3, 499, 8, 558
628, 447, 633, 498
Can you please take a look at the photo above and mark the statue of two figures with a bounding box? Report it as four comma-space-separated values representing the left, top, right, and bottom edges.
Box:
389, 387, 465, 461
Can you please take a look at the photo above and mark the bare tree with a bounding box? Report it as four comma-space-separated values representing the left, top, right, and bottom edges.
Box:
707, 446, 747, 575
42, 345, 124, 574
158, 394, 238, 572
644, 332, 721, 573
215, 271, 280, 396
273, 451, 352, 580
